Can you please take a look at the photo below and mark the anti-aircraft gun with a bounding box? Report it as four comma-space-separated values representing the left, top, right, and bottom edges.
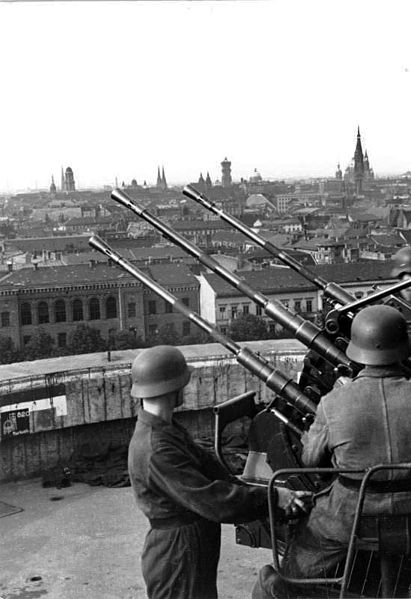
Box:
90, 187, 411, 596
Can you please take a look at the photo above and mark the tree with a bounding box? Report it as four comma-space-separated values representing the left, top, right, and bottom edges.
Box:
112, 330, 146, 350
0, 335, 18, 364
68, 324, 106, 355
153, 323, 181, 346
227, 314, 269, 342
24, 327, 55, 360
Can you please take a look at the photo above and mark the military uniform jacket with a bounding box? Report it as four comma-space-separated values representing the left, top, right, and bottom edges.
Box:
128, 408, 268, 527
301, 365, 411, 541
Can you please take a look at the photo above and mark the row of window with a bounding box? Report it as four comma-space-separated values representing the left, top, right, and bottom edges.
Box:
148, 321, 191, 337
148, 297, 190, 315
217, 298, 314, 320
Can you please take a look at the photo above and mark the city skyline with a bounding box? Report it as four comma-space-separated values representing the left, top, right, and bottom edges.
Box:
1, 0, 411, 192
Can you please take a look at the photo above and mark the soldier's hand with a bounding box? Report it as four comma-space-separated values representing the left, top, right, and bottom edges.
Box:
276, 487, 314, 518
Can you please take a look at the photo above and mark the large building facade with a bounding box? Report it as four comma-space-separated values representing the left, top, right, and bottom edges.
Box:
0, 261, 199, 351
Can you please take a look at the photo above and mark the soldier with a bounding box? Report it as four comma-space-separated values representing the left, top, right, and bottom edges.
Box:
128, 345, 311, 599
252, 305, 411, 598
391, 245, 411, 304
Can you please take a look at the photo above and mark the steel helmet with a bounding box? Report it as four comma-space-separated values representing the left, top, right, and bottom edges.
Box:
131, 345, 192, 398
346, 305, 410, 365
391, 246, 411, 277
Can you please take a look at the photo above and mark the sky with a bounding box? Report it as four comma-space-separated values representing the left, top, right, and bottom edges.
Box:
1, 0, 411, 192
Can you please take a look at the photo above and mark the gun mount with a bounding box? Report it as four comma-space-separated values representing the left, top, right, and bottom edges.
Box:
111, 188, 356, 391
89, 234, 315, 435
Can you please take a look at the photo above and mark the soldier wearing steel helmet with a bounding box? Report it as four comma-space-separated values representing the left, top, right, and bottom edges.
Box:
252, 305, 411, 599
391, 245, 411, 304
128, 345, 311, 599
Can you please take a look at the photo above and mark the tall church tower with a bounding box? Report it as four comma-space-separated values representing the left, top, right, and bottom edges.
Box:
61, 167, 65, 192
50, 175, 56, 194
221, 157, 232, 187
156, 166, 162, 188
161, 166, 168, 189
353, 126, 364, 194
65, 167, 75, 191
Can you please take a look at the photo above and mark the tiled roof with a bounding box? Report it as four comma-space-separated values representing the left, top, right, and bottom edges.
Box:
0, 260, 197, 291
203, 261, 395, 297
5, 236, 92, 253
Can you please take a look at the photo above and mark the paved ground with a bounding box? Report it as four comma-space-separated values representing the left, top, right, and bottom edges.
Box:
0, 479, 272, 599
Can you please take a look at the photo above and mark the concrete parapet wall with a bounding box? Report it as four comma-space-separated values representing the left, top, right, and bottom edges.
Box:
0, 340, 306, 482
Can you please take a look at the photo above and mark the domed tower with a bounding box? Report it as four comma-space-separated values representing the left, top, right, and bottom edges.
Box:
205, 172, 212, 188
353, 127, 364, 194
50, 175, 56, 194
335, 163, 342, 180
221, 157, 232, 188
65, 166, 75, 191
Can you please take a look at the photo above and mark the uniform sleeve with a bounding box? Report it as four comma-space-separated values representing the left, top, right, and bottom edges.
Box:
148, 441, 268, 524
301, 400, 331, 467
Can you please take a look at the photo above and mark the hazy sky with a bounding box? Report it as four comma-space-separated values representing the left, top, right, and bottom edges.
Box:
1, 0, 411, 192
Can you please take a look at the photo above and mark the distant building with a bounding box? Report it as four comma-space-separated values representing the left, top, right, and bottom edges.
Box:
344, 127, 374, 194
0, 261, 199, 350
221, 157, 232, 187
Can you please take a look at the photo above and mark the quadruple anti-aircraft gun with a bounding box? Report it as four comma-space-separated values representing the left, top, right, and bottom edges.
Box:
89, 186, 411, 596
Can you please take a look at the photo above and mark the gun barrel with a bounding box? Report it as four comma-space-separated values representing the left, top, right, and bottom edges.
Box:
89, 234, 316, 432
111, 188, 352, 373
183, 185, 355, 306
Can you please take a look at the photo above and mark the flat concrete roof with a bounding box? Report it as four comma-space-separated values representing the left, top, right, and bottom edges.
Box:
0, 479, 271, 599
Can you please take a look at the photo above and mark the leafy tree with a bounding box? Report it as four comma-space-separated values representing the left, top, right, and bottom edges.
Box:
153, 323, 181, 346
112, 330, 147, 350
68, 324, 106, 355
0, 335, 18, 364
24, 327, 55, 360
227, 313, 269, 342
181, 331, 213, 345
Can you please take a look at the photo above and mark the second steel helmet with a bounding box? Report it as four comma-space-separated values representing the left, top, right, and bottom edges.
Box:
346, 305, 410, 365
131, 345, 192, 398
391, 246, 411, 277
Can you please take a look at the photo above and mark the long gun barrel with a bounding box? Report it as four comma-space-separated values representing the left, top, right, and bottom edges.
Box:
89, 234, 317, 436
182, 185, 355, 306
111, 188, 353, 375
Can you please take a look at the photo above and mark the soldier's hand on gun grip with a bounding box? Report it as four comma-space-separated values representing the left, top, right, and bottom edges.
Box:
276, 487, 314, 519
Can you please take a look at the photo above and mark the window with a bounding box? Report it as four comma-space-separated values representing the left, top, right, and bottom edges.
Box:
148, 324, 158, 336
106, 296, 117, 319
220, 326, 227, 335
54, 299, 66, 322
354, 291, 363, 299
127, 302, 136, 318
57, 332, 67, 347
219, 305, 226, 315
23, 335, 31, 345
294, 300, 301, 312
165, 302, 173, 314
38, 301, 49, 324
282, 299, 290, 309
72, 299, 83, 321
1, 312, 9, 327
256, 306, 262, 316
306, 299, 313, 313
89, 298, 100, 320
269, 324, 276, 335
182, 297, 189, 307
243, 305, 249, 315
182, 321, 190, 336
231, 305, 238, 319
148, 300, 157, 315
21, 302, 32, 326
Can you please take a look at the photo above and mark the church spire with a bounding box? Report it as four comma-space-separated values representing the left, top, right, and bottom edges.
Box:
161, 165, 168, 189
61, 166, 65, 192
156, 166, 162, 188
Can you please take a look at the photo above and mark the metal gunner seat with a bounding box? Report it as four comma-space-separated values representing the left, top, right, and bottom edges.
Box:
268, 464, 411, 598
